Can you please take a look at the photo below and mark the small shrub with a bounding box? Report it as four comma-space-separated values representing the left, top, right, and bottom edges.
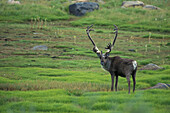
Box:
166, 43, 170, 46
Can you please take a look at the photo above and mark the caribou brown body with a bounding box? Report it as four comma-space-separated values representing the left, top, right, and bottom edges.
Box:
86, 25, 137, 94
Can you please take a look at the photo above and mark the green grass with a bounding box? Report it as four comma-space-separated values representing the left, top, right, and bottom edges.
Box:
0, 66, 169, 92
0, 0, 170, 112
0, 0, 170, 33
0, 0, 70, 22
0, 89, 169, 113
142, 33, 170, 39
70, 0, 170, 33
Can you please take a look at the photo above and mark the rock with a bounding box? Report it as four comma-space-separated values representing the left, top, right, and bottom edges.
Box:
121, 1, 144, 8
69, 2, 99, 16
128, 49, 136, 52
95, 0, 105, 4
143, 5, 160, 10
31, 60, 36, 62
71, 0, 89, 3
51, 56, 58, 59
121, 1, 160, 10
148, 83, 170, 89
71, 0, 104, 4
8, 0, 21, 5
43, 53, 50, 56
33, 33, 43, 35
140, 63, 164, 70
4, 38, 11, 41
33, 36, 41, 38
32, 45, 48, 50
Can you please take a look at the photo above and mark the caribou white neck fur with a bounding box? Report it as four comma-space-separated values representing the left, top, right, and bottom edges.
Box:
132, 61, 137, 70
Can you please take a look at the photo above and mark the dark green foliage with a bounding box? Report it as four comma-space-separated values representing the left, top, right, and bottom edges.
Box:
166, 43, 170, 46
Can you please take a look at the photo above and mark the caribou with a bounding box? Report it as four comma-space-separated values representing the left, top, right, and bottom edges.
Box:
86, 25, 137, 94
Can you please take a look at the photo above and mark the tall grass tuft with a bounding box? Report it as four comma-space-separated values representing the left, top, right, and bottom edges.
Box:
0, 80, 110, 92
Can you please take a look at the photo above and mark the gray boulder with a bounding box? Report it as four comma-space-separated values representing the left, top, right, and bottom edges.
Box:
69, 2, 99, 16
143, 5, 160, 10
140, 63, 164, 70
148, 83, 170, 89
128, 49, 136, 52
121, 1, 144, 8
32, 45, 48, 50
8, 0, 21, 5
96, 0, 105, 4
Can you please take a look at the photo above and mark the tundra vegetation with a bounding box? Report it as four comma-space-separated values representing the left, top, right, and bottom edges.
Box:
0, 0, 170, 113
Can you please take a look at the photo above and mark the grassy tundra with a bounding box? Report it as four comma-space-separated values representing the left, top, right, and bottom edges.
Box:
0, 0, 170, 112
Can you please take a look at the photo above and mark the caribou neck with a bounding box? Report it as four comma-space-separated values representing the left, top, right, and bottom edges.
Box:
101, 57, 112, 72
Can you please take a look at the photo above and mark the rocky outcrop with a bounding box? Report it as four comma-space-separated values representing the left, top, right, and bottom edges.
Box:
121, 1, 160, 10
140, 63, 164, 70
148, 83, 170, 89
121, 1, 144, 8
71, 0, 104, 4
8, 0, 21, 5
32, 45, 48, 50
143, 5, 160, 10
69, 2, 99, 16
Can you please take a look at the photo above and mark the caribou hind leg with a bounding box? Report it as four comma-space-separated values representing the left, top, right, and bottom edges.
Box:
132, 69, 137, 93
126, 75, 131, 94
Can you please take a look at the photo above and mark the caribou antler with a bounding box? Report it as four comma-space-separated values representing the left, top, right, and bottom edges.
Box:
86, 25, 101, 54
112, 24, 118, 47
105, 25, 118, 55
86, 24, 118, 57
86, 24, 95, 46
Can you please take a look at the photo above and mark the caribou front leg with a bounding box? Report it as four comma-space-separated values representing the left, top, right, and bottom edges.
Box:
111, 73, 115, 91
115, 75, 118, 91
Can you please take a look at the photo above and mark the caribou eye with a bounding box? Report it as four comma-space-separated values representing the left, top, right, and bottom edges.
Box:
104, 53, 109, 58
